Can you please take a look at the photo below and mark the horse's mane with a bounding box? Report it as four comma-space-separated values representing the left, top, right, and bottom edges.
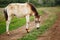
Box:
28, 3, 39, 17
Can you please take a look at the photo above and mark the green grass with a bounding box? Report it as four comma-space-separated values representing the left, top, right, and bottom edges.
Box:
0, 9, 42, 34
18, 8, 57, 40
37, 8, 44, 15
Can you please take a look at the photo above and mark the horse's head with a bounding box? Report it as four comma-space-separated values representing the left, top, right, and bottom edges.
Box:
35, 15, 40, 29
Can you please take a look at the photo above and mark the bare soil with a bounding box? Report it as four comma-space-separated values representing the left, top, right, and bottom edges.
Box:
0, 9, 49, 40
37, 12, 60, 40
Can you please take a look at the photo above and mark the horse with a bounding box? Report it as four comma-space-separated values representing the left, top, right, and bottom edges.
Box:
4, 3, 40, 35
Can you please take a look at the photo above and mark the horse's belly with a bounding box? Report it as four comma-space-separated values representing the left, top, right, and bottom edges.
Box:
14, 12, 27, 18
15, 13, 24, 18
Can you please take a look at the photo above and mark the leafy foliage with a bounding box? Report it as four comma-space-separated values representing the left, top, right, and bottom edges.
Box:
0, 0, 60, 7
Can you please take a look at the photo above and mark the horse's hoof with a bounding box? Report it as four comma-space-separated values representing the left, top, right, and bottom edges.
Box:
26, 29, 30, 33
6, 33, 10, 36
6, 32, 10, 36
37, 27, 39, 29
27, 31, 29, 33
7, 34, 10, 36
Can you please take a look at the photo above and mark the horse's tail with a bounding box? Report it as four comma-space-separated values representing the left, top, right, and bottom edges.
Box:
28, 3, 39, 17
4, 8, 8, 21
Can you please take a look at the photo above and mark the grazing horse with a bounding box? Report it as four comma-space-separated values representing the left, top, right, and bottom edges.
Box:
4, 3, 40, 35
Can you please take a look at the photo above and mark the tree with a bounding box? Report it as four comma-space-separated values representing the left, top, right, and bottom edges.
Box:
28, 0, 30, 2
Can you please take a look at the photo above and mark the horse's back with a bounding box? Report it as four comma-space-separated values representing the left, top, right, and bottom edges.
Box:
5, 3, 31, 17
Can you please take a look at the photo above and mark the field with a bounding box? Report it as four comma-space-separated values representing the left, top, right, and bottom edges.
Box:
0, 7, 60, 40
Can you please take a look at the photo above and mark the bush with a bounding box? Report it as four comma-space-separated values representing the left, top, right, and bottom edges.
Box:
0, 0, 60, 7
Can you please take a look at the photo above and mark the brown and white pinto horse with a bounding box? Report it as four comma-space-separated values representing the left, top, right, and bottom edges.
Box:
4, 3, 40, 35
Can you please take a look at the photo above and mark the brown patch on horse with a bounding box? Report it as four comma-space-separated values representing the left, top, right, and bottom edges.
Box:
8, 4, 13, 9
9, 4, 15, 10
10, 6, 13, 9
4, 9, 8, 21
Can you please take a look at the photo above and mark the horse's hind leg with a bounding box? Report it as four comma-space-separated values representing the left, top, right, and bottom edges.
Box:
4, 9, 11, 35
6, 16, 11, 35
26, 15, 30, 33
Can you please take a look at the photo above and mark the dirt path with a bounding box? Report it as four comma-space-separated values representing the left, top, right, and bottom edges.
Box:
0, 9, 50, 40
0, 21, 36, 40
37, 12, 60, 40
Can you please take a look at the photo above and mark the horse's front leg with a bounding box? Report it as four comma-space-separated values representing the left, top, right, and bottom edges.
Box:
6, 16, 11, 35
26, 15, 30, 33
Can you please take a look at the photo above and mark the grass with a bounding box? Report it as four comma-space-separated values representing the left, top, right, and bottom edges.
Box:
0, 9, 42, 34
18, 8, 57, 40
